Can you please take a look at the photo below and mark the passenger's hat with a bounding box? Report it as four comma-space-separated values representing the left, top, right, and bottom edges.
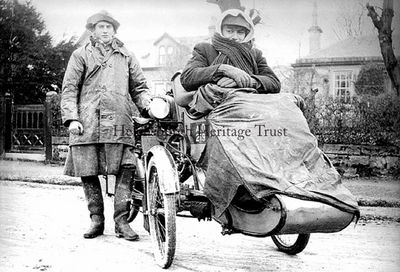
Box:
86, 10, 120, 31
222, 14, 251, 31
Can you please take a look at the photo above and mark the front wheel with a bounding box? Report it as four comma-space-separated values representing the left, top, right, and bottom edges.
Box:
147, 158, 177, 269
271, 234, 310, 255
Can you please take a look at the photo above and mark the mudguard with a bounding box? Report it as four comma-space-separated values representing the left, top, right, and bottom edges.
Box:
146, 145, 180, 194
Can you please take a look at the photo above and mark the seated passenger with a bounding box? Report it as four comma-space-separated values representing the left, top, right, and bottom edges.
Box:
179, 9, 280, 113
177, 10, 359, 223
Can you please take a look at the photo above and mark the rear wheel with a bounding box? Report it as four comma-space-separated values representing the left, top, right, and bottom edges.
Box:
271, 234, 310, 255
147, 158, 177, 268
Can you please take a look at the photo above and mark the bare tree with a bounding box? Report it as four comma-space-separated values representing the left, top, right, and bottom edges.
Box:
333, 2, 366, 40
367, 0, 400, 95
331, 0, 379, 40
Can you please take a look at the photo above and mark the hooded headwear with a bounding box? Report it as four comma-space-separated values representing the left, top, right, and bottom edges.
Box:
215, 9, 255, 43
222, 14, 251, 31
86, 10, 120, 32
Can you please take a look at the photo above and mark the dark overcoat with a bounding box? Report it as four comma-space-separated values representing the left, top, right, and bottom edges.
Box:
61, 39, 151, 147
180, 42, 281, 93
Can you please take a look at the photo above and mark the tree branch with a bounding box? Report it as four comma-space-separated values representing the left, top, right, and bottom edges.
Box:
366, 3, 382, 30
367, 0, 399, 95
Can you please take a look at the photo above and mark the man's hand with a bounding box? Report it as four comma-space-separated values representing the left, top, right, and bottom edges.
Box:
69, 121, 83, 135
216, 77, 237, 88
218, 64, 252, 88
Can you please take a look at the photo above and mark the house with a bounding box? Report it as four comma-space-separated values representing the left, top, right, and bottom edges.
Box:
291, 3, 399, 103
287, 3, 400, 177
126, 32, 210, 96
292, 34, 399, 103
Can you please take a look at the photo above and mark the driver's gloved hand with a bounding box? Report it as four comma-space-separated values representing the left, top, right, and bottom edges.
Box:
218, 64, 252, 88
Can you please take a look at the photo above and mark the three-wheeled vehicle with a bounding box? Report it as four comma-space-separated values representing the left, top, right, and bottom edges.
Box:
110, 72, 357, 269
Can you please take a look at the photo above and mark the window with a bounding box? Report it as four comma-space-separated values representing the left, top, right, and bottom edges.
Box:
334, 71, 353, 103
159, 46, 166, 66
167, 46, 173, 55
152, 81, 172, 96
154, 82, 166, 95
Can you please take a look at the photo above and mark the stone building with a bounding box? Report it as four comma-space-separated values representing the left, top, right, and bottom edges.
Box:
291, 3, 399, 103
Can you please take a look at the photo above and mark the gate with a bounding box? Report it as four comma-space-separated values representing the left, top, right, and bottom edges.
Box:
11, 104, 45, 152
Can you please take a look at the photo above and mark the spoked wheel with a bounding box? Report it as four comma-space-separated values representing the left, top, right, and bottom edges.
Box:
271, 234, 310, 255
147, 158, 177, 269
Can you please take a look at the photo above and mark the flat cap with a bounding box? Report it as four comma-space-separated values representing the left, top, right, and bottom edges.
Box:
86, 10, 120, 31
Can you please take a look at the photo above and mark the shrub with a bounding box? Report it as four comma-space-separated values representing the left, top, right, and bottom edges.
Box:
310, 94, 400, 146
355, 63, 386, 96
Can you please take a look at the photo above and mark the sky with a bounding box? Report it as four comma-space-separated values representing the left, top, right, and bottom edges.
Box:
27, 0, 399, 66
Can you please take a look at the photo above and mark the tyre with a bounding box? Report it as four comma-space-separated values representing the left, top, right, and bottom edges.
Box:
147, 158, 177, 268
271, 234, 310, 255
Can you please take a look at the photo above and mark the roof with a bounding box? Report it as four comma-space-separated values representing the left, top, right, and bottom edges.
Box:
153, 33, 181, 46
152, 32, 209, 52
126, 33, 209, 68
293, 34, 400, 66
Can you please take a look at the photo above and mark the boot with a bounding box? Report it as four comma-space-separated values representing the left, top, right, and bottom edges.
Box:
115, 223, 139, 241
82, 176, 105, 239
83, 214, 105, 239
114, 167, 139, 241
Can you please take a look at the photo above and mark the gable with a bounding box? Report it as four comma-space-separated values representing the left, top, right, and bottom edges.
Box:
153, 33, 180, 47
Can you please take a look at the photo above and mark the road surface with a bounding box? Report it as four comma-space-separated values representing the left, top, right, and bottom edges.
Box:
0, 180, 399, 272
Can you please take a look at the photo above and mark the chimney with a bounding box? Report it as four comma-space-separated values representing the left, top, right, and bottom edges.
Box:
208, 16, 217, 37
308, 2, 322, 54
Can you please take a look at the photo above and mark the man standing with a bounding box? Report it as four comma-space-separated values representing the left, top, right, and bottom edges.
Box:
61, 10, 151, 241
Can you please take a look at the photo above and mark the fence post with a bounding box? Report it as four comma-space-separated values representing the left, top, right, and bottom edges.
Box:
0, 92, 6, 156
0, 92, 12, 156
44, 91, 57, 162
